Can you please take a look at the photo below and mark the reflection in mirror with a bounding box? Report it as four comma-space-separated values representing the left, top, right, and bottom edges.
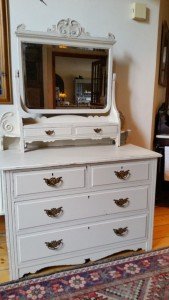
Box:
22, 43, 108, 110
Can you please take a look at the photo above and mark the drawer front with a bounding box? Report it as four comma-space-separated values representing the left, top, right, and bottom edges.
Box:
75, 125, 117, 137
91, 161, 149, 187
13, 167, 85, 197
24, 127, 71, 138
15, 186, 148, 230
17, 215, 147, 263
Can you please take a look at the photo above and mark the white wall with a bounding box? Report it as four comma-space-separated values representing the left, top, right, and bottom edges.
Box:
1, 0, 160, 149
112, 0, 160, 148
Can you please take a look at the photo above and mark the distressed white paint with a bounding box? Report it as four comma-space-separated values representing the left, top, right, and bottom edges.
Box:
1, 144, 159, 279
0, 0, 162, 273
16, 186, 148, 230
0, 144, 160, 171
18, 215, 147, 264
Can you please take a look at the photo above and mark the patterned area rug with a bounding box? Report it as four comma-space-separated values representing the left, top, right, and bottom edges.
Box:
0, 248, 169, 300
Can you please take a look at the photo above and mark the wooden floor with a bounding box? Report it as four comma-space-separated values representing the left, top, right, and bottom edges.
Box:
0, 206, 169, 284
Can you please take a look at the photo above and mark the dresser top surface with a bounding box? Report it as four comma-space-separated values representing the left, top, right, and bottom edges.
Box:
0, 144, 160, 171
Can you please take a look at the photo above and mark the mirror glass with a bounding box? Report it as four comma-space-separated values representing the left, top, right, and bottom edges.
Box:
21, 43, 108, 110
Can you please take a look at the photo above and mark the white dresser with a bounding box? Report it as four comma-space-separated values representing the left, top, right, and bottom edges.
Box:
0, 144, 160, 280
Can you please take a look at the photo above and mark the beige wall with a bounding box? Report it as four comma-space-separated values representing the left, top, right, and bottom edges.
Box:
113, 1, 160, 148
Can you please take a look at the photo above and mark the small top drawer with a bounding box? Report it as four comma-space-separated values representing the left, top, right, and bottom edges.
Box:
13, 167, 86, 198
75, 125, 117, 137
24, 126, 71, 138
91, 161, 149, 187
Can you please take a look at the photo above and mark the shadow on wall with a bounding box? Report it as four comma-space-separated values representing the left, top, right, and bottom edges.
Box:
114, 54, 146, 148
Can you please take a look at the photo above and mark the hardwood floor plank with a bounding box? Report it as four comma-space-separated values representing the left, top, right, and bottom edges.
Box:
0, 269, 10, 283
0, 241, 9, 271
0, 235, 6, 243
153, 236, 169, 249
153, 223, 169, 239
154, 214, 169, 226
154, 206, 169, 216
0, 216, 5, 234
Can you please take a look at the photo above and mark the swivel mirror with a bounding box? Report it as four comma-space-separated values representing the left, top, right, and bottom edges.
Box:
22, 43, 109, 111
13, 19, 120, 151
16, 19, 115, 114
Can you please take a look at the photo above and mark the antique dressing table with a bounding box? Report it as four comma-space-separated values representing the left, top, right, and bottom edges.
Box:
0, 19, 160, 280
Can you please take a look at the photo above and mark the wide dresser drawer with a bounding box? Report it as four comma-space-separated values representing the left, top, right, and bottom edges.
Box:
15, 186, 148, 230
91, 161, 149, 187
17, 215, 147, 263
13, 167, 86, 197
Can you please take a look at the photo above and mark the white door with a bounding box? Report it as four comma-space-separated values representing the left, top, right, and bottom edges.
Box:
0, 172, 4, 215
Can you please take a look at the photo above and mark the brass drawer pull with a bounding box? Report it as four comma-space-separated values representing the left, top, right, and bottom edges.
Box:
114, 170, 130, 180
94, 128, 102, 133
43, 176, 63, 187
113, 227, 128, 236
45, 130, 55, 136
44, 207, 63, 218
45, 239, 63, 250
114, 198, 129, 208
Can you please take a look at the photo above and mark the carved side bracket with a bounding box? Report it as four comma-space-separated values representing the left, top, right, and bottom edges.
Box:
0, 112, 14, 135
0, 112, 16, 151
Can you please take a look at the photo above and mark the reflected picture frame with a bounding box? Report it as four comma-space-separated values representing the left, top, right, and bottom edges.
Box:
159, 21, 169, 87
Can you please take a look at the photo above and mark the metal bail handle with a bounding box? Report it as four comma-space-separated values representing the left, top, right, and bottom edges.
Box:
45, 239, 63, 250
114, 170, 130, 180
114, 198, 130, 207
94, 128, 102, 133
43, 176, 63, 187
45, 130, 55, 136
113, 227, 129, 236
44, 207, 63, 218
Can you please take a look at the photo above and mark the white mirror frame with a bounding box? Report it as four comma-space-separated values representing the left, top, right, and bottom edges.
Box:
16, 19, 116, 115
